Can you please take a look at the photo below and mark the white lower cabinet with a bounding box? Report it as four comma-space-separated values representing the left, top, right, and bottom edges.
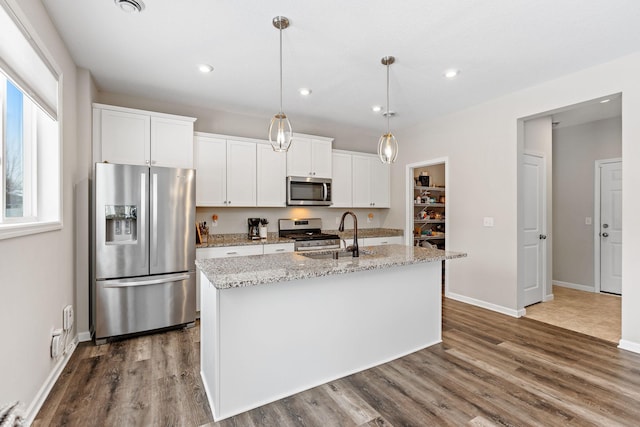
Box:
195, 243, 294, 312
365, 236, 403, 246
263, 243, 295, 254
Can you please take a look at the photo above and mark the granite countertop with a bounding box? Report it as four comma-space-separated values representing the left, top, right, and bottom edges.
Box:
196, 228, 404, 248
196, 244, 466, 289
196, 232, 291, 248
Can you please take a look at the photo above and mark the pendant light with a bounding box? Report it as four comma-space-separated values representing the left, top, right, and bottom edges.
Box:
378, 56, 398, 164
269, 16, 293, 152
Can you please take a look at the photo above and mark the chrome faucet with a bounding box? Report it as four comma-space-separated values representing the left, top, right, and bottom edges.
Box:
338, 211, 359, 257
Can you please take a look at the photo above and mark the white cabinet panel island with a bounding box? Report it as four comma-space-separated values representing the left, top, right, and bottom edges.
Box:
196, 244, 466, 421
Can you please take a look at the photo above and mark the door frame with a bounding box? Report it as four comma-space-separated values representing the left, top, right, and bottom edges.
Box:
522, 151, 548, 308
594, 157, 622, 293
405, 157, 449, 292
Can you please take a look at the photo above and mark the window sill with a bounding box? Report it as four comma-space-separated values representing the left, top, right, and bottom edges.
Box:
0, 221, 62, 241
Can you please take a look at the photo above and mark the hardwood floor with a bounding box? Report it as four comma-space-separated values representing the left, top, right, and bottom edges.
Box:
34, 298, 640, 426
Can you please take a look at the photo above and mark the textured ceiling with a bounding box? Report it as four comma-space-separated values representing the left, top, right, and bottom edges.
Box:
41, 0, 640, 131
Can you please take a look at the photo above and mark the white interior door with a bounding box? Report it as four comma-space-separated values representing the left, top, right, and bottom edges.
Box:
600, 161, 622, 294
522, 154, 545, 306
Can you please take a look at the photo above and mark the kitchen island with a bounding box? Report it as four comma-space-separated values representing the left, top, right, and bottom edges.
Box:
196, 244, 466, 421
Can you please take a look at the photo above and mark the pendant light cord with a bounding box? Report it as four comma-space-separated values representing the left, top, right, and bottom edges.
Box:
386, 62, 390, 134
279, 25, 283, 114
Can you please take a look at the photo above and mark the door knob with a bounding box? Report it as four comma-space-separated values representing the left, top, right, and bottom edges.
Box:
539, 234, 547, 240
602, 232, 609, 238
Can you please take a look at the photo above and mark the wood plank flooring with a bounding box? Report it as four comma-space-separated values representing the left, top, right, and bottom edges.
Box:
34, 297, 640, 426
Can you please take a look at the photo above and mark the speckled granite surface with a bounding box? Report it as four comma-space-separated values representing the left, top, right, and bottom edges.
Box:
196, 244, 466, 289
196, 232, 291, 248
196, 228, 404, 248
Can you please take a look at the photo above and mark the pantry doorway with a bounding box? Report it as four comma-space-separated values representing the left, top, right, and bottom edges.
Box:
406, 157, 449, 291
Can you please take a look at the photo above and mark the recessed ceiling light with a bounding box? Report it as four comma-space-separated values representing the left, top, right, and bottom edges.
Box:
114, 0, 145, 13
443, 69, 460, 79
372, 105, 382, 113
299, 88, 312, 96
600, 99, 611, 103
198, 64, 214, 73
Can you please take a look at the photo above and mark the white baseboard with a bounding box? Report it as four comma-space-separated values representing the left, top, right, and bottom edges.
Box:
553, 280, 595, 293
24, 336, 78, 425
618, 339, 640, 354
543, 293, 554, 302
446, 292, 522, 318
77, 331, 92, 342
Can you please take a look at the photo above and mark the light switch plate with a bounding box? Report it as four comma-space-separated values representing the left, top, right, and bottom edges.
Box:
585, 217, 592, 225
483, 217, 494, 227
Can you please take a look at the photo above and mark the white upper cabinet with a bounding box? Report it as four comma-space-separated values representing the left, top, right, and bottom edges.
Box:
226, 140, 257, 207
351, 153, 390, 208
194, 133, 256, 207
150, 116, 195, 169
194, 135, 227, 205
370, 158, 390, 208
257, 143, 287, 206
331, 151, 353, 208
93, 103, 196, 168
286, 134, 333, 178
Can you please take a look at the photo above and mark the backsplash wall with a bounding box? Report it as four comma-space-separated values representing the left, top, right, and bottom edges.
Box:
196, 207, 391, 235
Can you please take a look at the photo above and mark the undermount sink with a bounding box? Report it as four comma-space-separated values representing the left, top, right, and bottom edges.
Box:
301, 249, 374, 260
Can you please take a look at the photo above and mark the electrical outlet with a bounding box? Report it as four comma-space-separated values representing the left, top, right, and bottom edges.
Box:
51, 329, 62, 358
335, 217, 341, 226
483, 217, 494, 227
63, 305, 73, 331
585, 217, 592, 225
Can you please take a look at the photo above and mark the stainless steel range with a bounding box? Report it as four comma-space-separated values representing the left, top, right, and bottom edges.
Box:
279, 218, 340, 251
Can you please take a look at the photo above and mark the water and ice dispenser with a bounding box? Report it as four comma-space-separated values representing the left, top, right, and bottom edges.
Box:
104, 205, 137, 243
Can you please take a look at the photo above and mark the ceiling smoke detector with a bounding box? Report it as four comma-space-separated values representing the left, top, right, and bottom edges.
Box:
114, 0, 145, 13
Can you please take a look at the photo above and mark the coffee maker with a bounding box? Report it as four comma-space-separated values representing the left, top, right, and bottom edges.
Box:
248, 218, 261, 240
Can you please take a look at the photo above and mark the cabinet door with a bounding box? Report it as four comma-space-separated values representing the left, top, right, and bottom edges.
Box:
370, 160, 390, 208
150, 116, 194, 168
351, 154, 372, 207
286, 136, 312, 177
331, 152, 352, 207
257, 144, 287, 206
100, 109, 150, 165
311, 139, 333, 178
195, 136, 227, 206
226, 140, 257, 207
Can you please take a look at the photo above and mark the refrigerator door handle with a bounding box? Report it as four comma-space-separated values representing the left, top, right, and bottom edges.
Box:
100, 273, 191, 288
139, 172, 147, 270
151, 172, 158, 268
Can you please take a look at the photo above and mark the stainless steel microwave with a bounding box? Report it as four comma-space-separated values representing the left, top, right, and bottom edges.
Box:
287, 176, 332, 206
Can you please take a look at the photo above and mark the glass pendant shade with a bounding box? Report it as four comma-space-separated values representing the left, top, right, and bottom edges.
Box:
269, 112, 293, 152
269, 16, 293, 152
378, 132, 398, 164
378, 56, 398, 164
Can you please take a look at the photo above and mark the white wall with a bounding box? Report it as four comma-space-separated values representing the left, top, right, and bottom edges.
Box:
552, 117, 622, 290
524, 116, 553, 300
74, 68, 97, 339
0, 0, 80, 419
386, 52, 640, 350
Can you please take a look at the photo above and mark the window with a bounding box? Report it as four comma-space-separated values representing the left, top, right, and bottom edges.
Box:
0, 1, 61, 239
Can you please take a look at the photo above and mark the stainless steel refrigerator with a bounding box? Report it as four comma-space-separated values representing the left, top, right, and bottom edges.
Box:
92, 163, 196, 343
